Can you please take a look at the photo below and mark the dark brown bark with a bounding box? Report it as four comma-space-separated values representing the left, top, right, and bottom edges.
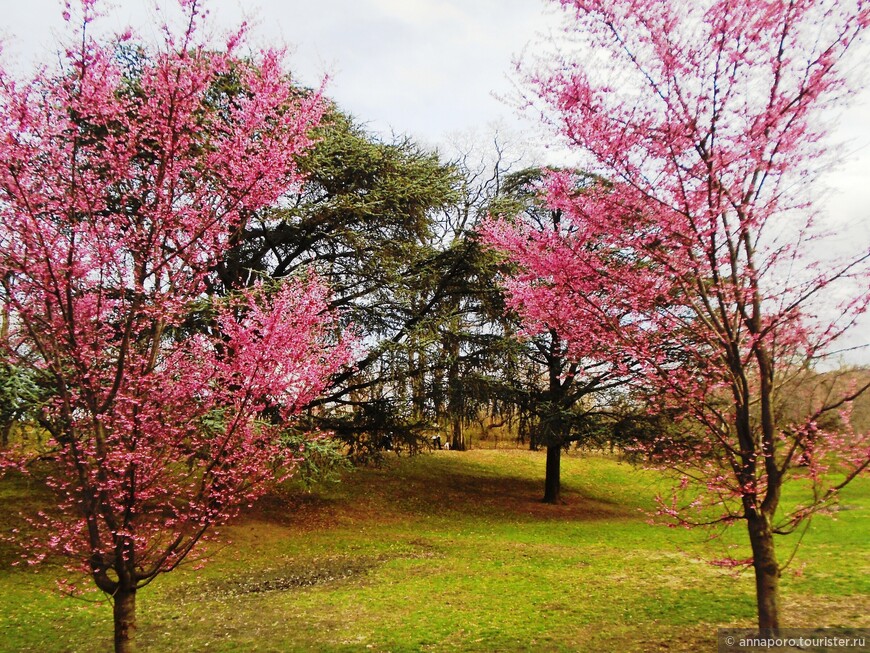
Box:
451, 414, 467, 451
411, 348, 426, 421
113, 588, 137, 653
543, 444, 561, 504
541, 327, 566, 505
447, 333, 466, 451
747, 513, 781, 633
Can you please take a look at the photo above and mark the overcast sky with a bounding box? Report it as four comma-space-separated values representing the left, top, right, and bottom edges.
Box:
2, 0, 568, 145
3, 1, 867, 202
3, 0, 869, 359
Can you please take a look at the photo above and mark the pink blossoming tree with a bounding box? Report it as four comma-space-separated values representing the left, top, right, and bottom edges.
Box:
484, 0, 870, 632
0, 2, 352, 651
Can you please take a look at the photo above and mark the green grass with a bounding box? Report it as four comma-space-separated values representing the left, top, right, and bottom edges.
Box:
0, 449, 867, 652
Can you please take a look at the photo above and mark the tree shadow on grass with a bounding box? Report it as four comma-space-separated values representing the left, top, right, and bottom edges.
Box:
250, 451, 631, 530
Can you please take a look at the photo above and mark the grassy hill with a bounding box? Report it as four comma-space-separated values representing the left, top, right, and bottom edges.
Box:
1, 449, 867, 652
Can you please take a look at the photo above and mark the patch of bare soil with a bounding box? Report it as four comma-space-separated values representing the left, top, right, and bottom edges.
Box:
170, 544, 442, 602
167, 555, 380, 603
784, 593, 870, 628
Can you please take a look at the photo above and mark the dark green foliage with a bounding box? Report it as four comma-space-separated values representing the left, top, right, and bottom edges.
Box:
466, 167, 630, 451
279, 430, 351, 485
218, 107, 462, 455
295, 399, 432, 465
609, 404, 684, 459
213, 108, 458, 295
0, 363, 47, 447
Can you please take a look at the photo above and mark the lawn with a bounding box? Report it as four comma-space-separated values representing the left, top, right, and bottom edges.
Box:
0, 449, 867, 652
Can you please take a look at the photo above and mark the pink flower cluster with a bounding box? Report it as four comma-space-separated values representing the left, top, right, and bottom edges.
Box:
482, 0, 870, 538
0, 2, 352, 590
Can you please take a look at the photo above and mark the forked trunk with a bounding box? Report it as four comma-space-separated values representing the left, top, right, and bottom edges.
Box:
747, 513, 781, 633
113, 587, 137, 653
543, 444, 561, 504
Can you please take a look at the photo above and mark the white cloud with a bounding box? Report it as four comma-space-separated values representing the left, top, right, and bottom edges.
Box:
368, 0, 468, 29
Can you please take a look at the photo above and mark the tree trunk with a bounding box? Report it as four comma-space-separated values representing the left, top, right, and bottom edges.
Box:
446, 329, 465, 451
113, 587, 137, 653
542, 328, 567, 505
411, 348, 426, 420
747, 513, 781, 633
1, 421, 12, 448
451, 414, 466, 451
543, 444, 561, 504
